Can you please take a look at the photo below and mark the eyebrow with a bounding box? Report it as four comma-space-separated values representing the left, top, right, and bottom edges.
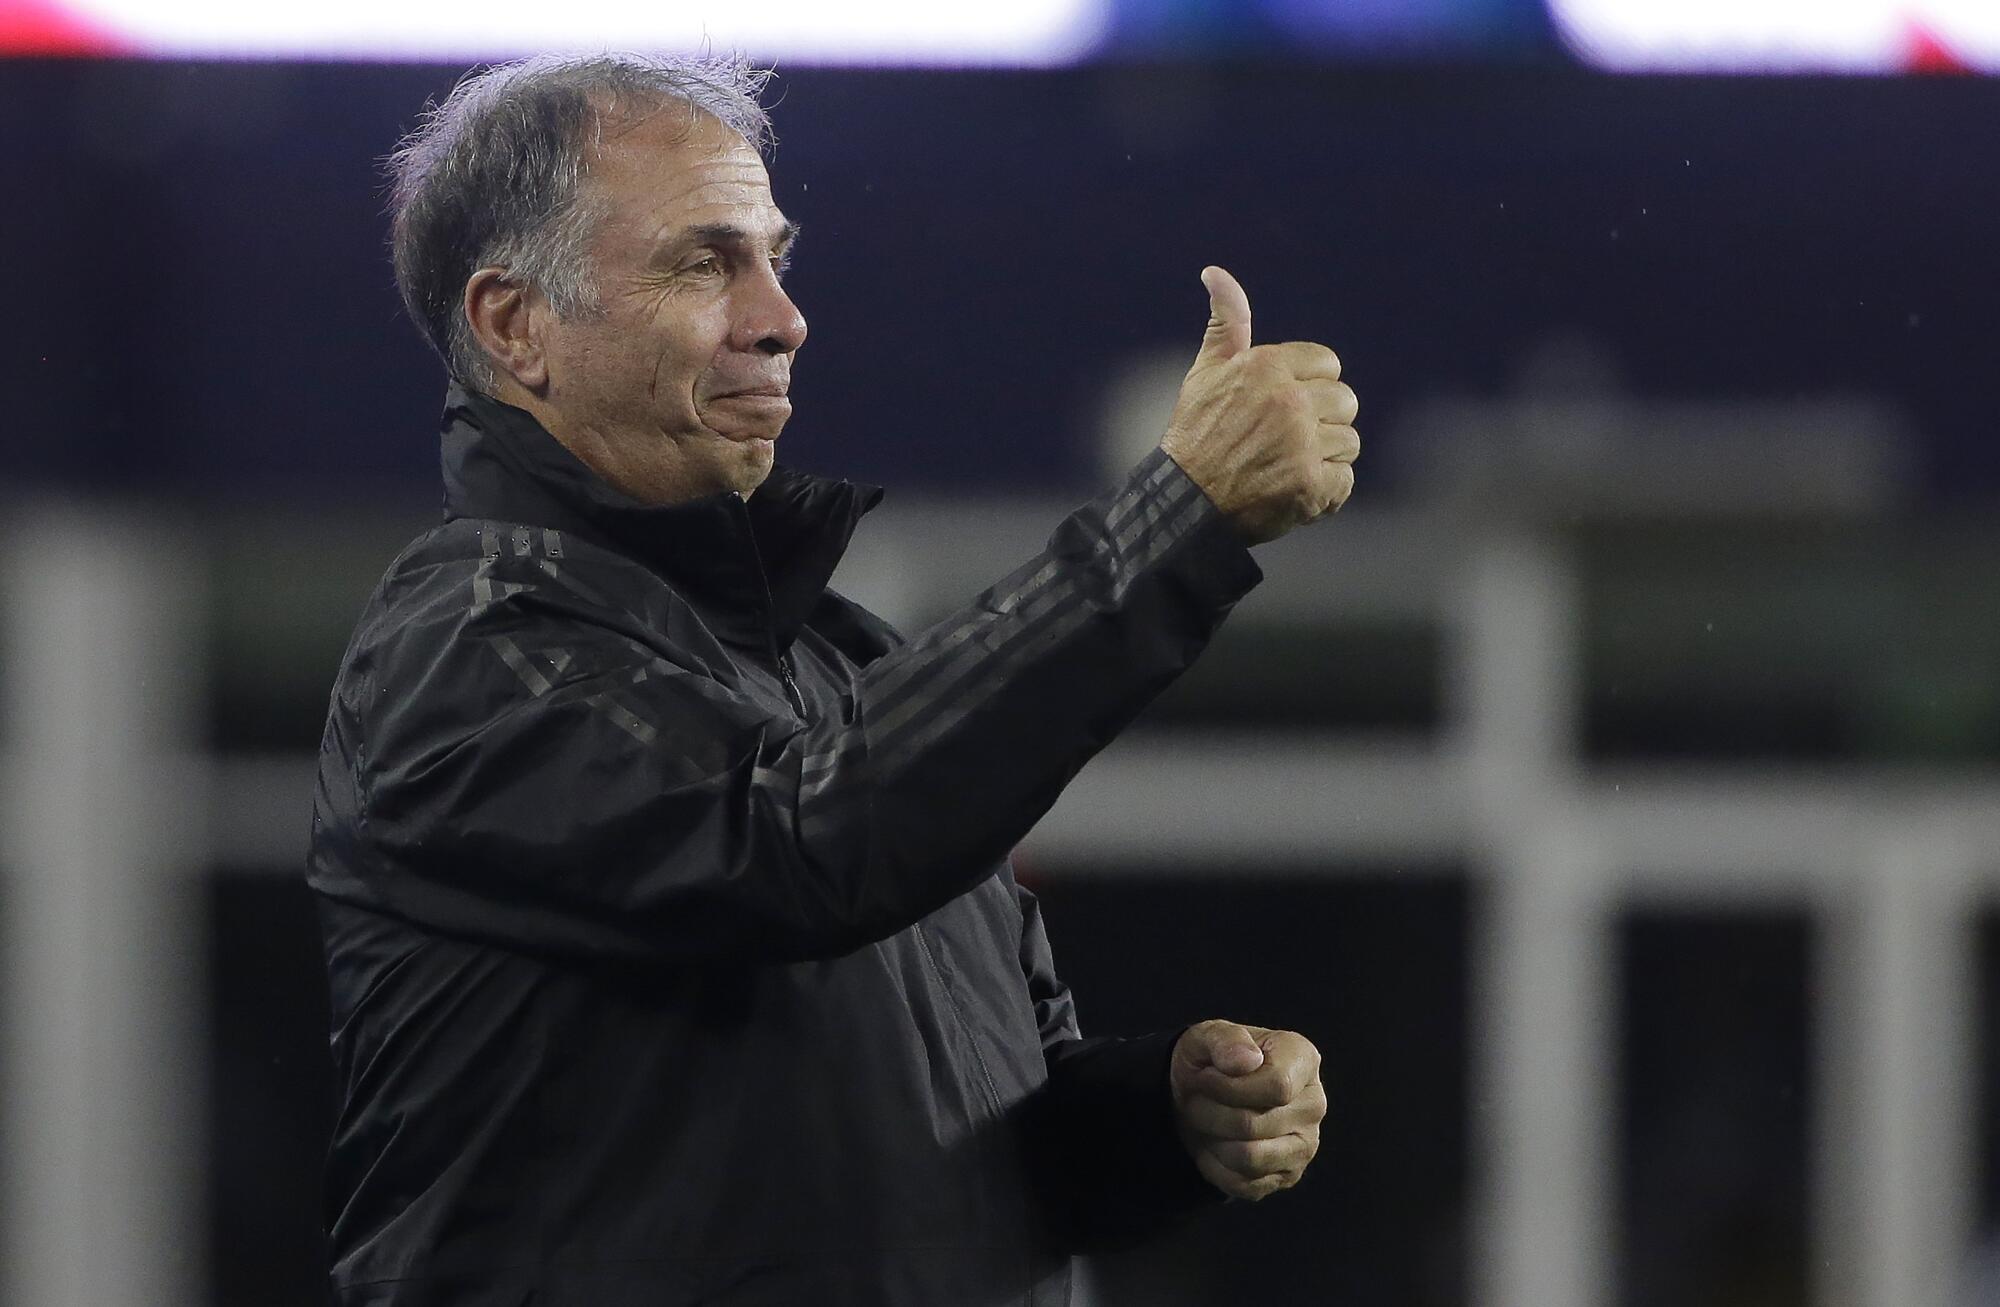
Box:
670, 220, 800, 252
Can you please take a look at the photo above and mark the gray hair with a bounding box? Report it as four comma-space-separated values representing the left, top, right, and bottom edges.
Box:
386, 52, 775, 390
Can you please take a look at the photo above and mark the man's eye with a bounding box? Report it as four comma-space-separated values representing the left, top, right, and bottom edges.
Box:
682, 256, 722, 277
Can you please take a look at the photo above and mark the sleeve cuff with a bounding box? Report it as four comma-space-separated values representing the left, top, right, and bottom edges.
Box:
1105, 447, 1264, 608
1026, 1027, 1223, 1252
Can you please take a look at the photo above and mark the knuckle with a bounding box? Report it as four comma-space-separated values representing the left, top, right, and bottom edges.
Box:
1285, 342, 1339, 377
1263, 383, 1307, 423
1239, 347, 1281, 381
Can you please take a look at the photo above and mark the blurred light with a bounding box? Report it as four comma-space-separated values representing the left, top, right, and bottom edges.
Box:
1263, 0, 1533, 50
1548, 0, 2000, 72
0, 0, 1110, 64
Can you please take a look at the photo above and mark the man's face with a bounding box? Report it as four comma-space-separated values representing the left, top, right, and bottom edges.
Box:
535, 106, 806, 505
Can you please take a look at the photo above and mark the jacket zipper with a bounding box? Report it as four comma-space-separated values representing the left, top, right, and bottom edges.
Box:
776, 651, 806, 718
731, 501, 809, 719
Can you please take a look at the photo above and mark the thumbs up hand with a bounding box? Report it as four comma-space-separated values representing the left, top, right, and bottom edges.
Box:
1158, 267, 1359, 544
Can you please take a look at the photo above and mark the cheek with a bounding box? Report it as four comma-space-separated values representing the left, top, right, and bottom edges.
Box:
665, 303, 735, 377
545, 322, 627, 392
653, 336, 713, 391
626, 318, 723, 408
559, 321, 692, 409
552, 297, 726, 415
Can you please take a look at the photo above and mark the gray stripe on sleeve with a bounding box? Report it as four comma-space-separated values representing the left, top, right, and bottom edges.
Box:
798, 485, 1211, 839
865, 461, 1203, 730
586, 692, 659, 745
860, 455, 1184, 715
866, 489, 1210, 771
492, 634, 554, 697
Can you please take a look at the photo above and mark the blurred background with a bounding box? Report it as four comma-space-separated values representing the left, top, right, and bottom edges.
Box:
3, 2, 1998, 1304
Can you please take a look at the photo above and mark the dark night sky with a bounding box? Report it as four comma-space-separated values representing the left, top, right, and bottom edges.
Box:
8, 62, 1997, 503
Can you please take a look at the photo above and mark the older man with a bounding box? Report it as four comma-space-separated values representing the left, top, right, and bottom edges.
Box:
309, 52, 1357, 1307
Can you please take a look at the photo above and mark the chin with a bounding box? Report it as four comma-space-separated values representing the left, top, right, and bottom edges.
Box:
726, 439, 777, 495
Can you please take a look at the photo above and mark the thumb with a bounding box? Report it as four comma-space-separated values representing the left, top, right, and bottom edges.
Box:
1193, 265, 1252, 367
1182, 1020, 1267, 1078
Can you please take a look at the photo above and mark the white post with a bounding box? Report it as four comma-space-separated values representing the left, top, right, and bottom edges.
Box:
0, 505, 208, 1307
1814, 826, 1976, 1307
1456, 531, 1612, 1307
1476, 829, 1613, 1307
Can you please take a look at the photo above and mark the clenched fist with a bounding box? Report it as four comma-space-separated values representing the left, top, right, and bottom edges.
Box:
1171, 1019, 1326, 1201
1158, 267, 1359, 544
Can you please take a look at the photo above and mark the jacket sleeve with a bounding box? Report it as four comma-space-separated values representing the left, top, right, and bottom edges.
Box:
313, 449, 1260, 967
1010, 872, 1221, 1252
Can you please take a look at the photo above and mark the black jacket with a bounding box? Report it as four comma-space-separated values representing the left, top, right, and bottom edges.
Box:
308, 388, 1263, 1306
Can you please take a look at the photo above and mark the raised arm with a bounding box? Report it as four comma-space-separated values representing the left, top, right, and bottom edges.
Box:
313, 450, 1255, 966
311, 266, 1357, 969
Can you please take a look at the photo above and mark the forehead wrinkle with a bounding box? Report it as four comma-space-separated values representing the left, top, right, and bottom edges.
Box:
585, 113, 767, 209
642, 194, 790, 251
676, 177, 775, 209
625, 162, 775, 229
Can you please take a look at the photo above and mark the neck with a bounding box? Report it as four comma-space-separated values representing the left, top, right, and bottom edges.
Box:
476, 375, 749, 504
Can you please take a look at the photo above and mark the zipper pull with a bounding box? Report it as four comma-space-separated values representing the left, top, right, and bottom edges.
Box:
777, 651, 807, 718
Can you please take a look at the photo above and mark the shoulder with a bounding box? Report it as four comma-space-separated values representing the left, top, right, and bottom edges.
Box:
336, 518, 722, 720
364, 518, 693, 644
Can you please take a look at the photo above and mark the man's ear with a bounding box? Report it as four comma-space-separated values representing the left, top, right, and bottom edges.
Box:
464, 268, 549, 391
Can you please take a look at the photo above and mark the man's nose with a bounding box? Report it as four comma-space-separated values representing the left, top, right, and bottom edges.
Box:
737, 271, 808, 357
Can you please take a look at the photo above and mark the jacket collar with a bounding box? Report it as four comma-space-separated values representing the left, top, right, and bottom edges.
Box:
439, 385, 882, 650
